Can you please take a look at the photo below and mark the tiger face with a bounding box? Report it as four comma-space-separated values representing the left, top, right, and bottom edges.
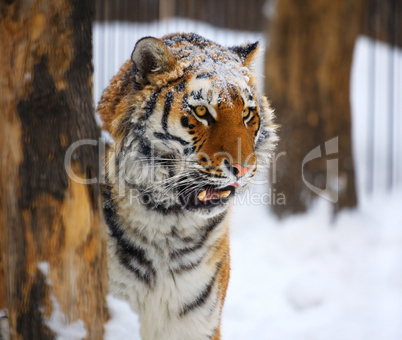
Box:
98, 33, 277, 216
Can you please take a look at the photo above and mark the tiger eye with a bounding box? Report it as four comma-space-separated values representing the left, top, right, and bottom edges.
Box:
242, 108, 250, 118
195, 106, 207, 117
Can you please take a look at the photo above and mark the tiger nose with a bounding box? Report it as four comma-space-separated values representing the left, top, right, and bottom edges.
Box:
228, 162, 256, 178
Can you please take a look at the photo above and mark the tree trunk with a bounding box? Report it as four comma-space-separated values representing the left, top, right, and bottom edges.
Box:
265, 0, 361, 217
0, 1, 109, 338
0, 256, 5, 312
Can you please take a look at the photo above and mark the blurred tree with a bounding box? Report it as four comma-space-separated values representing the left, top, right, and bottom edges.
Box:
0, 0, 108, 338
265, 0, 362, 217
362, 0, 401, 48
0, 257, 4, 314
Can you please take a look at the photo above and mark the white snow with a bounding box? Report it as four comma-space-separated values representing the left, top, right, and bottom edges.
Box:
45, 308, 87, 340
223, 184, 402, 340
37, 261, 50, 279
104, 295, 141, 340
37, 262, 87, 340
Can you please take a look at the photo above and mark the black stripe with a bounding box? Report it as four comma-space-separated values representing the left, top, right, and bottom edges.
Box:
140, 191, 184, 215
196, 72, 214, 79
176, 80, 186, 91
181, 116, 189, 128
254, 113, 261, 137
179, 261, 223, 317
170, 212, 226, 260
170, 227, 195, 243
154, 132, 189, 146
239, 91, 245, 105
183, 145, 196, 156
131, 89, 160, 139
127, 183, 184, 215
228, 84, 241, 101
155, 91, 191, 146
182, 93, 189, 110
246, 89, 253, 101
102, 186, 156, 286
217, 90, 225, 107
115, 132, 137, 168
162, 91, 174, 132
255, 97, 268, 146
116, 237, 156, 286
190, 90, 203, 100
247, 114, 258, 124
196, 138, 206, 152
170, 255, 204, 274
138, 136, 152, 157
144, 89, 160, 121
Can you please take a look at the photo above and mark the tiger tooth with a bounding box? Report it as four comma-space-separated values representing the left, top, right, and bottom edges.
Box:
198, 190, 206, 201
218, 190, 231, 199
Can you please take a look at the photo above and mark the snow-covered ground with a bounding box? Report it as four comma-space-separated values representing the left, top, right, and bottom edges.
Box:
224, 185, 402, 340
222, 37, 402, 339
93, 19, 402, 340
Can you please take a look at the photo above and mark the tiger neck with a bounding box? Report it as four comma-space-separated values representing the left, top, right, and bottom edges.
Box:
103, 184, 231, 246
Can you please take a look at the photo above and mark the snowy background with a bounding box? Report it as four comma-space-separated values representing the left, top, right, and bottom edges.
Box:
94, 19, 402, 340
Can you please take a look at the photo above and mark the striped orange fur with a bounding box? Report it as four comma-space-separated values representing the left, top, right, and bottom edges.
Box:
98, 33, 277, 339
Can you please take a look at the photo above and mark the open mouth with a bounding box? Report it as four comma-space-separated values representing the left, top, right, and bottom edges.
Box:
180, 184, 237, 209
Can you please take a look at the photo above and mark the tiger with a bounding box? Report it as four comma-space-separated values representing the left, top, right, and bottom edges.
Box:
98, 33, 277, 340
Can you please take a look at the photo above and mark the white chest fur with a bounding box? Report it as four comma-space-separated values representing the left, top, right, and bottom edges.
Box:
106, 198, 230, 340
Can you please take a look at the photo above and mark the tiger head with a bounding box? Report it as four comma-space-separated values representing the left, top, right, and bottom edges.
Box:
98, 33, 277, 216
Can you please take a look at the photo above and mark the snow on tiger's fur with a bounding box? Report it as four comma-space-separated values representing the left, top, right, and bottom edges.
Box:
97, 33, 277, 340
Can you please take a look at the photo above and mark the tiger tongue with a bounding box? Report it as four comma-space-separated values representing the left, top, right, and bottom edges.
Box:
198, 189, 231, 202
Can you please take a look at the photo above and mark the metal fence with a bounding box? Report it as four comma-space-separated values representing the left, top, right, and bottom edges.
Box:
95, 0, 266, 32
350, 37, 402, 197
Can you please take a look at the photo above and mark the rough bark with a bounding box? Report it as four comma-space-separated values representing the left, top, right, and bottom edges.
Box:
0, 1, 109, 338
0, 256, 4, 312
265, 0, 361, 217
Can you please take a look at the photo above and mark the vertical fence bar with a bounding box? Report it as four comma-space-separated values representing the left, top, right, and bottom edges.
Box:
387, 0, 396, 191
387, 47, 394, 191
366, 40, 375, 194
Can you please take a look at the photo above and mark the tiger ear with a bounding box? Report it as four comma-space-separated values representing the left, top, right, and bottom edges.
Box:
131, 37, 176, 80
229, 41, 260, 68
